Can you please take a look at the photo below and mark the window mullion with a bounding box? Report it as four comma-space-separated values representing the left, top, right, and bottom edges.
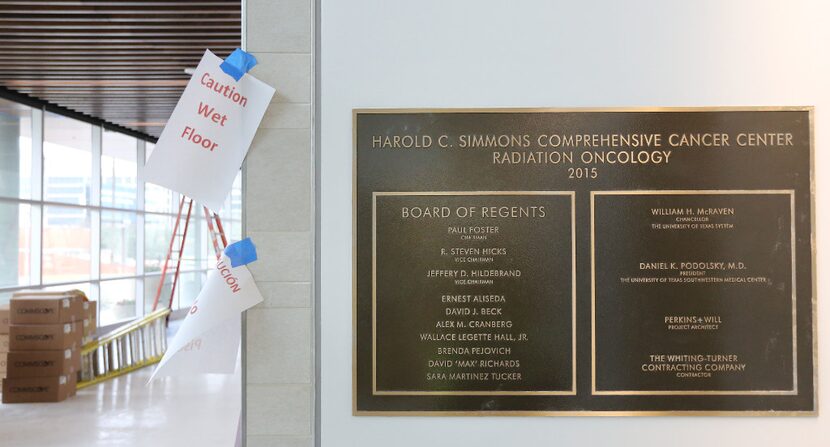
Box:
136, 139, 146, 316
30, 107, 43, 287
91, 125, 102, 303
91, 125, 101, 208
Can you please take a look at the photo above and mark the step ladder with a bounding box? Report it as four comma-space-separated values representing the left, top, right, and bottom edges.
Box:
151, 196, 228, 312
78, 307, 171, 388
77, 196, 228, 388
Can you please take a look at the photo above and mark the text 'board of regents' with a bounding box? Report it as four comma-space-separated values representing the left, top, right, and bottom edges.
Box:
144, 49, 275, 211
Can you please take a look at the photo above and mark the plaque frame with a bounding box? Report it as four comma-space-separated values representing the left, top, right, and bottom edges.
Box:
371, 191, 577, 396
352, 107, 817, 416
590, 190, 798, 396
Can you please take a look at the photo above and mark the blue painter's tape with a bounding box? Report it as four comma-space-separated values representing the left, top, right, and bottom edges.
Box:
220, 48, 258, 81
225, 237, 258, 267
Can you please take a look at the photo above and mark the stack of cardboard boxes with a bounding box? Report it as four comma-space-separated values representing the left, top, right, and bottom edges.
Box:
0, 304, 9, 384
83, 299, 97, 345
79, 299, 97, 384
1, 291, 86, 403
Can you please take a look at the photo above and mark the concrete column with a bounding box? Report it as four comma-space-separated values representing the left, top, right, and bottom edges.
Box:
243, 0, 315, 446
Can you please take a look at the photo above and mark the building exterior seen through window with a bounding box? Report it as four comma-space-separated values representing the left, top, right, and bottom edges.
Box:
0, 97, 242, 326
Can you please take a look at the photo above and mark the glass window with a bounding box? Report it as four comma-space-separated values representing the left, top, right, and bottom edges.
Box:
180, 215, 202, 271
43, 282, 91, 301
145, 275, 172, 314
0, 99, 239, 321
201, 205, 234, 263
214, 171, 243, 244
145, 213, 174, 273
229, 172, 243, 242
0, 203, 32, 288
0, 98, 33, 199
144, 142, 155, 163
42, 205, 91, 284
101, 211, 137, 278
200, 218, 215, 269
145, 184, 176, 213
100, 279, 136, 325
225, 218, 242, 245
178, 271, 204, 309
44, 113, 92, 205
102, 130, 137, 209
229, 172, 242, 221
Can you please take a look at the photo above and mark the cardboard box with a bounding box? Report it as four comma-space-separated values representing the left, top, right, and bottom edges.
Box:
5, 348, 80, 378
0, 334, 8, 353
82, 301, 98, 344
10, 291, 85, 325
9, 321, 83, 351
2, 374, 76, 403
0, 303, 9, 334
84, 300, 97, 324
84, 300, 97, 335
0, 354, 6, 376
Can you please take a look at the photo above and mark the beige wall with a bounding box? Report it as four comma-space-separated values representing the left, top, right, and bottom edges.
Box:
243, 0, 315, 446
320, 1, 829, 446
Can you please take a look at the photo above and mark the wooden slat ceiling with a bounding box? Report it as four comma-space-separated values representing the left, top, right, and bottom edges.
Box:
0, 0, 241, 139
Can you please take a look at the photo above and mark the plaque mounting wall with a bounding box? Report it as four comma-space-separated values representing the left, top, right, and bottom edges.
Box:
353, 108, 816, 415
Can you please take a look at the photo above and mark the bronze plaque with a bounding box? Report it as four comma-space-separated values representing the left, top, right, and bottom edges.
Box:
353, 108, 816, 415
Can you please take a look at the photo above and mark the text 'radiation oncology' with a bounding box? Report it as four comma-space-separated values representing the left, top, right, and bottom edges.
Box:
369, 131, 795, 166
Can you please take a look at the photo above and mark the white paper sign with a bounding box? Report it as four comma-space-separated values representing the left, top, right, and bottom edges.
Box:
150, 255, 263, 380
144, 49, 275, 211
152, 317, 241, 377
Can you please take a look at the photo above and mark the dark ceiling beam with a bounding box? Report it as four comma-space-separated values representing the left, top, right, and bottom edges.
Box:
0, 86, 157, 142
0, 0, 241, 138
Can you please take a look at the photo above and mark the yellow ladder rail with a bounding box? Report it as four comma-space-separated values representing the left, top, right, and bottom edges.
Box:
77, 308, 172, 390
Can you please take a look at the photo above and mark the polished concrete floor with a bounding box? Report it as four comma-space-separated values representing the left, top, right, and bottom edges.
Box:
0, 325, 241, 447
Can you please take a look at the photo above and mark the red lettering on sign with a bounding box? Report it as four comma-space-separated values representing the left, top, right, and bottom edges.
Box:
196, 102, 229, 126
181, 126, 219, 151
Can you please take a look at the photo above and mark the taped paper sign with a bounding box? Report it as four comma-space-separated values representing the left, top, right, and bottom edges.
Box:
150, 251, 263, 380
153, 316, 241, 377
144, 49, 275, 211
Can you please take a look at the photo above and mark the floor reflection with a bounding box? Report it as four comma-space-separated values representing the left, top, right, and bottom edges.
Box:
0, 323, 240, 447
